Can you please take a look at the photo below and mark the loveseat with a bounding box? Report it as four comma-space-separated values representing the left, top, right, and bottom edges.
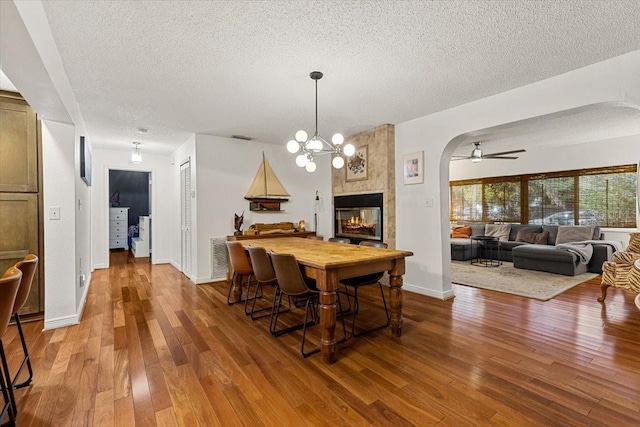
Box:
450, 223, 615, 276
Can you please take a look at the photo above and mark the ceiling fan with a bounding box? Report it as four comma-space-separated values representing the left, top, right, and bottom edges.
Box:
451, 142, 526, 162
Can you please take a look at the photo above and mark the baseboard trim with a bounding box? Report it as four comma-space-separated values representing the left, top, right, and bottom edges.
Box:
196, 277, 226, 285
403, 283, 455, 300
153, 258, 173, 265
44, 314, 79, 330
168, 260, 181, 271
93, 263, 108, 270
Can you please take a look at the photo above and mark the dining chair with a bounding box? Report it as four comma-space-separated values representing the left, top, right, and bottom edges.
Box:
11, 254, 38, 389
328, 237, 351, 244
0, 267, 22, 425
269, 252, 346, 357
246, 246, 289, 320
341, 241, 390, 337
225, 241, 261, 312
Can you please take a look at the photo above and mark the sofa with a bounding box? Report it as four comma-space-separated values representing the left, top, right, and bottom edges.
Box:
450, 223, 615, 276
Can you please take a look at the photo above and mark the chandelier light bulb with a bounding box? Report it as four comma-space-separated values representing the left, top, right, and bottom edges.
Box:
286, 139, 300, 154
343, 143, 356, 157
295, 130, 308, 143
332, 156, 345, 169
307, 138, 323, 152
296, 154, 308, 167
305, 161, 317, 173
331, 133, 344, 145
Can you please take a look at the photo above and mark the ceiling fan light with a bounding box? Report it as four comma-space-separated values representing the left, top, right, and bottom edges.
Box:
471, 157, 482, 163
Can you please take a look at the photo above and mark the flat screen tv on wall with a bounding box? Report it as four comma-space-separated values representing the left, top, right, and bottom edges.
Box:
80, 135, 91, 186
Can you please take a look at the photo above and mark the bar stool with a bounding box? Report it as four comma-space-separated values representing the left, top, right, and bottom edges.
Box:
341, 241, 390, 337
0, 267, 22, 425
12, 255, 38, 389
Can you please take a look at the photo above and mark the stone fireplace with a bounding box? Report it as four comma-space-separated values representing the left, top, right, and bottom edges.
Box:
331, 124, 396, 248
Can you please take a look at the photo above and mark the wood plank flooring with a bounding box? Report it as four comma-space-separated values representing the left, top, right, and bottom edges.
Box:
4, 250, 640, 426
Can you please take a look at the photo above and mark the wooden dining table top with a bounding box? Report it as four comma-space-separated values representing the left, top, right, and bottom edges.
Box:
238, 237, 413, 270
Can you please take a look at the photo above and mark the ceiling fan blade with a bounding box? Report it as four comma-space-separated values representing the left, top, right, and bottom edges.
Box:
482, 155, 520, 159
450, 157, 471, 161
483, 149, 526, 157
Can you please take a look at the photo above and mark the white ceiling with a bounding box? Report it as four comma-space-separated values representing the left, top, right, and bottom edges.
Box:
11, 1, 640, 153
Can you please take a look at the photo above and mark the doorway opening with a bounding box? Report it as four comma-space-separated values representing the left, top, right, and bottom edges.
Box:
108, 170, 152, 261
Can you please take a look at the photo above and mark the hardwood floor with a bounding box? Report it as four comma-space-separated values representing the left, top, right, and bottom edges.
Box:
5, 251, 640, 426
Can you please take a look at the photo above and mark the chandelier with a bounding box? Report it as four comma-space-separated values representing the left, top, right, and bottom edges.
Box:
131, 141, 142, 164
286, 71, 355, 173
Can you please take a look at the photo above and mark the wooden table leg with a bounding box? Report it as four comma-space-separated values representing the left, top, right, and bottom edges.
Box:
316, 269, 337, 364
389, 259, 405, 337
232, 273, 244, 303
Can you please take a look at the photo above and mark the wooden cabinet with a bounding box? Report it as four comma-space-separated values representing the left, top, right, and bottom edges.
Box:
109, 207, 129, 249
0, 95, 38, 192
132, 216, 149, 258
0, 91, 43, 316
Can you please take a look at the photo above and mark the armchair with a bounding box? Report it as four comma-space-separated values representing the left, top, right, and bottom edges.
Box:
599, 233, 640, 302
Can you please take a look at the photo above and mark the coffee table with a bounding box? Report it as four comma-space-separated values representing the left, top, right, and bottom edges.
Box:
471, 236, 501, 267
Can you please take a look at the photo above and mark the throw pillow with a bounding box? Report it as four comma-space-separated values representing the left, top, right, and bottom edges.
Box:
451, 226, 471, 238
555, 226, 594, 245
515, 230, 549, 245
485, 224, 511, 242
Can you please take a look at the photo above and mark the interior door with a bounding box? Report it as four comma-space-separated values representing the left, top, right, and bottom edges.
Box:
180, 160, 192, 277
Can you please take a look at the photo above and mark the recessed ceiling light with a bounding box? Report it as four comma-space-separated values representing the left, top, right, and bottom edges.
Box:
137, 128, 148, 135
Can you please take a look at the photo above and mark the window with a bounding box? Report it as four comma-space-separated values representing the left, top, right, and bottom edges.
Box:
450, 164, 637, 227
484, 180, 521, 222
450, 182, 482, 221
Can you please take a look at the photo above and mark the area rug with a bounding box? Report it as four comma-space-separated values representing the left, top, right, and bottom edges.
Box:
450, 261, 598, 301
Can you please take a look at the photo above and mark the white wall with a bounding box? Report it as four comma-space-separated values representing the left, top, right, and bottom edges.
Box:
91, 147, 176, 269
74, 131, 91, 312
192, 134, 332, 283
42, 120, 78, 328
395, 51, 640, 300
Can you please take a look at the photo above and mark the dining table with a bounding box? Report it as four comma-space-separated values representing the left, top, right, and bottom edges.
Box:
235, 237, 413, 364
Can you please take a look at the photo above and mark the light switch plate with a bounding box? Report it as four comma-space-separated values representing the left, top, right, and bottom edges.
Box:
49, 206, 61, 220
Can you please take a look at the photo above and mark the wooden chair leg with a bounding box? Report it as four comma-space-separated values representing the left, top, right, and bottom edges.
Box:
598, 283, 611, 302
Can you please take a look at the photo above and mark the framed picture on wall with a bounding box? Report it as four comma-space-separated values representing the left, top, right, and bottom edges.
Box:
346, 145, 368, 182
80, 136, 92, 186
403, 151, 423, 185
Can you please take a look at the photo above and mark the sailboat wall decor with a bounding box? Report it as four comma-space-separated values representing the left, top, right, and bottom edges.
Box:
245, 153, 291, 212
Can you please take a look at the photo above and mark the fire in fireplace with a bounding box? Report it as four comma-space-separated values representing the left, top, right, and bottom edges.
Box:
334, 193, 383, 243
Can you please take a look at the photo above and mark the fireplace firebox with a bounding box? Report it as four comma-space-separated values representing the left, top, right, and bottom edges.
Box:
334, 193, 383, 244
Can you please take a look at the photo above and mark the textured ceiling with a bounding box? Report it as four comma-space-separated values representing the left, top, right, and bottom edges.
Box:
32, 1, 640, 153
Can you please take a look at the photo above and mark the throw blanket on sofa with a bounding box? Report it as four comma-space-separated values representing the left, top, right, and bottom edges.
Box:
556, 240, 623, 264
